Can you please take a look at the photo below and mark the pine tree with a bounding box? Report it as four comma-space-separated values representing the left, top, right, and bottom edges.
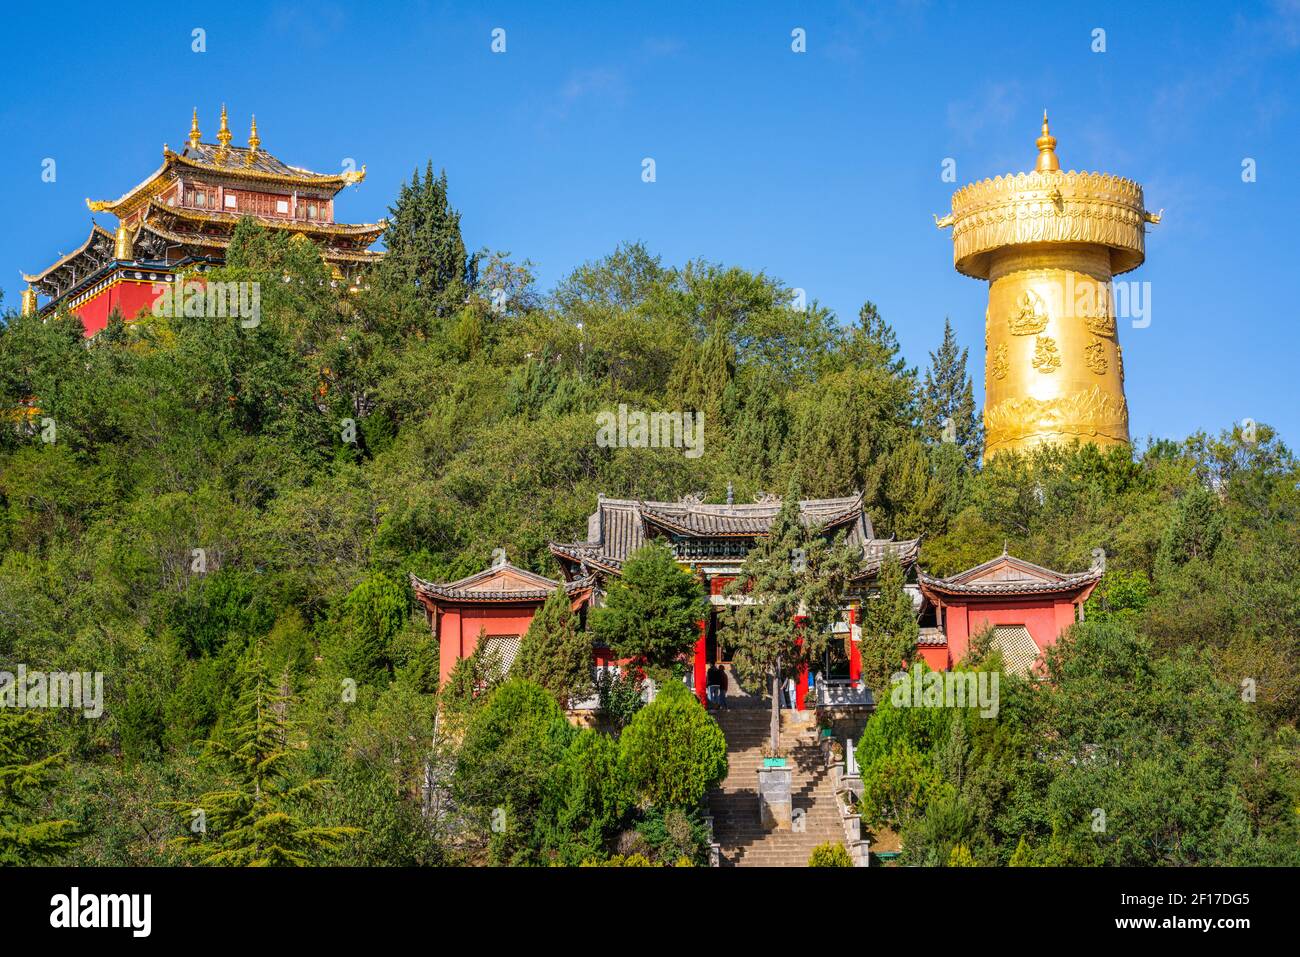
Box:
590, 543, 706, 678
0, 711, 77, 864
381, 163, 473, 315
920, 319, 981, 464
515, 585, 593, 706
718, 481, 858, 750
166, 646, 359, 866
858, 554, 920, 697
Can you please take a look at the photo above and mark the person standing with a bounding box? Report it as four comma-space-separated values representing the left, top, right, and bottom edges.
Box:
707, 662, 728, 709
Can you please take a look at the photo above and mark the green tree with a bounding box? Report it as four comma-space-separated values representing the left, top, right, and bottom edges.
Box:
718, 482, 858, 750
166, 646, 358, 866
590, 543, 705, 677
452, 679, 574, 864
618, 681, 727, 809
920, 318, 981, 464
0, 711, 78, 864
857, 554, 920, 698
514, 585, 593, 706
380, 163, 473, 316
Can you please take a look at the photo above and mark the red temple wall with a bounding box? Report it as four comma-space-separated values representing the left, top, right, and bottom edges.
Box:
943, 597, 1078, 665
435, 604, 540, 685
71, 278, 161, 336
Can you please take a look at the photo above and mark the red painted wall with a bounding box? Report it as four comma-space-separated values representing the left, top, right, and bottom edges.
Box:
435, 604, 539, 685
942, 597, 1079, 666
72, 278, 161, 336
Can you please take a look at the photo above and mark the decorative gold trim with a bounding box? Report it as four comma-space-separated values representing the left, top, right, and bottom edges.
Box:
1031, 336, 1061, 373
984, 384, 1129, 452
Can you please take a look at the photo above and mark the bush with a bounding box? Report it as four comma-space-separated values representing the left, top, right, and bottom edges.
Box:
539, 728, 628, 864
452, 679, 574, 864
619, 681, 728, 809
808, 842, 853, 867
594, 665, 646, 728
634, 806, 711, 865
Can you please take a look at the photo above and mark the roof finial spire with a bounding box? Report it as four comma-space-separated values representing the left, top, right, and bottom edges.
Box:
188, 108, 202, 149
216, 104, 232, 150
1035, 109, 1059, 172
247, 114, 261, 157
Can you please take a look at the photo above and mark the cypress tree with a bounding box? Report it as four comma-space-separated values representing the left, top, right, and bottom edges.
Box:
857, 554, 920, 698
920, 318, 981, 464
0, 711, 77, 864
515, 585, 593, 706
166, 645, 359, 866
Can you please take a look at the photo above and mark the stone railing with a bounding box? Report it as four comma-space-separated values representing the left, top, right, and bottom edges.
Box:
821, 737, 869, 866
815, 677, 873, 707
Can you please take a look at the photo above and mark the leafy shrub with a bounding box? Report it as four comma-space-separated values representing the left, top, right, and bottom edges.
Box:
619, 681, 727, 809
808, 842, 853, 867
634, 806, 710, 865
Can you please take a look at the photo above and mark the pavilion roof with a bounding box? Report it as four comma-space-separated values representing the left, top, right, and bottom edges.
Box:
549, 493, 919, 580
21, 224, 115, 287
918, 551, 1101, 598
86, 142, 365, 219
410, 563, 593, 604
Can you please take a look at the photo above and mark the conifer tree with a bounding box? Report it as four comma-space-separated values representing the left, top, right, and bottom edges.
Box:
0, 711, 77, 864
381, 163, 473, 315
515, 585, 593, 706
857, 554, 920, 697
590, 543, 706, 678
920, 319, 981, 464
166, 646, 359, 866
718, 481, 858, 750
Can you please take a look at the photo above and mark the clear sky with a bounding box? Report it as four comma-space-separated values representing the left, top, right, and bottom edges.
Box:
2, 1, 1297, 446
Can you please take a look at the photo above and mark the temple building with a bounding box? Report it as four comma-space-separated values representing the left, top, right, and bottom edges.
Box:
20, 107, 383, 334
916, 550, 1101, 676
411, 560, 594, 686
412, 493, 1107, 707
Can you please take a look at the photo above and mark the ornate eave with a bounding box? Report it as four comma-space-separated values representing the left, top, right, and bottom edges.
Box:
918, 552, 1102, 600
22, 225, 117, 298
86, 143, 365, 219
409, 564, 594, 605
143, 200, 384, 242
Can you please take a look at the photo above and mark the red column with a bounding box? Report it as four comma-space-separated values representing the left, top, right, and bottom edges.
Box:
794, 615, 809, 710
848, 605, 861, 683
694, 618, 707, 705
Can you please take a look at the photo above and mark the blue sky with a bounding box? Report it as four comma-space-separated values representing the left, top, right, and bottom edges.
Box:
2, 0, 1297, 446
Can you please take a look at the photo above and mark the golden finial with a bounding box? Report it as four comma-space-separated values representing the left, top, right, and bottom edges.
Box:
114, 223, 134, 260
217, 104, 232, 150
247, 115, 261, 154
188, 108, 202, 149
1035, 109, 1060, 173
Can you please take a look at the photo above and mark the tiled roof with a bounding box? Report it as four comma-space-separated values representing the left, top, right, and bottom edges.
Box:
919, 552, 1101, 597
550, 493, 918, 580
22, 225, 115, 285
86, 143, 364, 218
917, 627, 947, 647
410, 563, 593, 603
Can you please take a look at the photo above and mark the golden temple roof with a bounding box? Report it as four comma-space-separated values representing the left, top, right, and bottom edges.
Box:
87, 109, 366, 218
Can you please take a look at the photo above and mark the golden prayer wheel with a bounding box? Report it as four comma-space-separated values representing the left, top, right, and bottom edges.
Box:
936, 113, 1161, 460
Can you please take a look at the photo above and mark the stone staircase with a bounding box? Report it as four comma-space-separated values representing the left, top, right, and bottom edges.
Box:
707, 708, 846, 867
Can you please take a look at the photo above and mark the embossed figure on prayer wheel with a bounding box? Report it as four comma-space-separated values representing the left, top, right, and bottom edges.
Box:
935, 113, 1161, 460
